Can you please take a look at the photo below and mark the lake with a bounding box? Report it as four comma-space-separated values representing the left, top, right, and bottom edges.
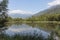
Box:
0, 23, 60, 40
0, 23, 50, 37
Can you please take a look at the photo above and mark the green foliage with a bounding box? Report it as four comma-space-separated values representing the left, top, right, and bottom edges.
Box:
0, 0, 8, 25
13, 18, 23, 21
26, 13, 60, 21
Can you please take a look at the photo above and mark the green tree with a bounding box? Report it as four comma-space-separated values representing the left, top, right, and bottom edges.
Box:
0, 0, 8, 24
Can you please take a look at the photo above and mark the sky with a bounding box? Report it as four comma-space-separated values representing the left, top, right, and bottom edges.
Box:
6, 0, 60, 15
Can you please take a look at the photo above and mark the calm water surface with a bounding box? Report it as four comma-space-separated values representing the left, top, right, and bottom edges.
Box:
0, 24, 50, 38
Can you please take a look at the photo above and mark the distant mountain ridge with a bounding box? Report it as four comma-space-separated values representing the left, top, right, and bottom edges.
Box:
8, 5, 60, 19
26, 5, 60, 21
8, 13, 32, 19
34, 5, 60, 16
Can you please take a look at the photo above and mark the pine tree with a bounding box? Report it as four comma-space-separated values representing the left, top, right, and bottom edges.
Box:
0, 0, 8, 25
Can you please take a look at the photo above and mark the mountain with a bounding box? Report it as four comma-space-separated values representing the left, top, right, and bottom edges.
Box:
8, 13, 32, 19
34, 5, 60, 16
28, 5, 60, 21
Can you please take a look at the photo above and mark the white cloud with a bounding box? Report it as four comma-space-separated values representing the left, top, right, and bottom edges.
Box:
48, 0, 60, 7
8, 10, 34, 14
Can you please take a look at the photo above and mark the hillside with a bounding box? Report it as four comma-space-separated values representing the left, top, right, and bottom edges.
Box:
34, 5, 60, 16
27, 5, 60, 21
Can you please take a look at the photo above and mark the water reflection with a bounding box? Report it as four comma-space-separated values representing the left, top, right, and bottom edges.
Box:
0, 23, 60, 39
26, 23, 60, 37
0, 27, 8, 35
0, 24, 49, 38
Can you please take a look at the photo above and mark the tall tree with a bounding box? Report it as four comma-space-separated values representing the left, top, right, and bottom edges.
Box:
0, 0, 8, 24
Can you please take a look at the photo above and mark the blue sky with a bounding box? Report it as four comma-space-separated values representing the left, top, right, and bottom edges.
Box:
8, 0, 60, 14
